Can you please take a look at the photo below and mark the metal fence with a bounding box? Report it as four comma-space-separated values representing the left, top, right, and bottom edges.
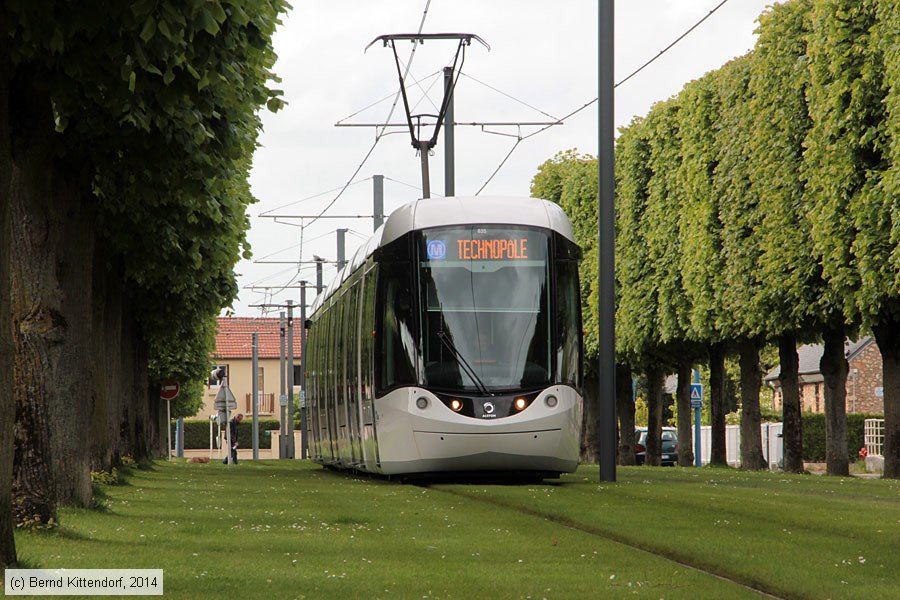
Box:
696, 423, 784, 469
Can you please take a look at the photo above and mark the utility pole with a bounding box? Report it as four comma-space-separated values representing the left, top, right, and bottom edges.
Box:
252, 332, 260, 459
373, 175, 384, 231
443, 66, 455, 197
337, 228, 347, 270
315, 256, 324, 295
286, 299, 295, 458
279, 312, 287, 459
598, 0, 617, 482
299, 282, 308, 459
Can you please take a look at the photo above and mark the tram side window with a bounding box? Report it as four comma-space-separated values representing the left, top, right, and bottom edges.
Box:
377, 262, 417, 391
556, 260, 582, 388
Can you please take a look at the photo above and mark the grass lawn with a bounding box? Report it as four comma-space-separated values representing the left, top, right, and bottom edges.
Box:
6, 461, 899, 599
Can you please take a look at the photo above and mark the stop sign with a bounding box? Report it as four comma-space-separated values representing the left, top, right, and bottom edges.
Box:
160, 379, 180, 401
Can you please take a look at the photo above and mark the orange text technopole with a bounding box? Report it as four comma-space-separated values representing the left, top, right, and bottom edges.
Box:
457, 238, 529, 260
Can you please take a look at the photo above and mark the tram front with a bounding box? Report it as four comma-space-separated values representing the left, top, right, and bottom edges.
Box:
374, 223, 583, 476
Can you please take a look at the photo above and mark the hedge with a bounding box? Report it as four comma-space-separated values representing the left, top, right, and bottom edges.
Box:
179, 419, 283, 449
801, 413, 882, 462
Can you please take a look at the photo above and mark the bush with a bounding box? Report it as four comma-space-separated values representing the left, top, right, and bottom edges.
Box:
801, 413, 881, 462
179, 418, 282, 449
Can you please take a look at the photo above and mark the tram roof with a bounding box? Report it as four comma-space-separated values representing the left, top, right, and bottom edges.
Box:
311, 196, 576, 313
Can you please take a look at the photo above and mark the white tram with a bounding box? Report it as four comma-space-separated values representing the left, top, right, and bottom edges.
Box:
304, 196, 583, 478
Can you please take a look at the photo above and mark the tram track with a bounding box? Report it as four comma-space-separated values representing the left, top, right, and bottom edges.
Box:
422, 483, 792, 600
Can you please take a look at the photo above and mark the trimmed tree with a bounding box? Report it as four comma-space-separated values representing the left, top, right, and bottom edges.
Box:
4, 0, 286, 530
747, 0, 817, 474
713, 56, 767, 471
676, 73, 728, 466
803, 0, 886, 476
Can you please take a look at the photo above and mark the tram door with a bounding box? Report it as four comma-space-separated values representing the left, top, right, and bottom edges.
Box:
336, 289, 349, 463
306, 321, 319, 460
325, 304, 338, 462
335, 292, 348, 463
346, 281, 362, 465
359, 267, 380, 469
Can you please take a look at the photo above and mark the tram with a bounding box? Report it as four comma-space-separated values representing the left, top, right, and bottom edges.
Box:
304, 196, 583, 478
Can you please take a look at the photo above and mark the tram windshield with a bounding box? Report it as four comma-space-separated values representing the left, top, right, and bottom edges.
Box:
418, 226, 551, 393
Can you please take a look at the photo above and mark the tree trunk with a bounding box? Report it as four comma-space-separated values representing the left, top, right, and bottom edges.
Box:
90, 252, 123, 470
120, 312, 152, 460
676, 357, 694, 467
709, 343, 728, 466
50, 174, 94, 506
820, 325, 849, 477
872, 321, 900, 479
10, 73, 95, 518
779, 333, 804, 473
0, 27, 19, 566
579, 369, 599, 462
738, 338, 767, 470
645, 365, 664, 467
616, 363, 636, 465
9, 76, 58, 527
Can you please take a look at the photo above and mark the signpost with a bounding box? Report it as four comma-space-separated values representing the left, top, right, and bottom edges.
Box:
691, 377, 703, 467
213, 385, 237, 411
214, 379, 237, 465
160, 380, 180, 460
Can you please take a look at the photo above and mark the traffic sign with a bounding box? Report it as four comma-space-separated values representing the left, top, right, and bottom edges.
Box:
690, 383, 703, 408
214, 385, 238, 411
160, 380, 180, 401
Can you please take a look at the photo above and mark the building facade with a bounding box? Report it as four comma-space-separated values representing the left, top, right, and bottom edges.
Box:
765, 338, 884, 415
190, 317, 302, 420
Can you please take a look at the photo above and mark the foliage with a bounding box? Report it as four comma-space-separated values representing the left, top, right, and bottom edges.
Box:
714, 56, 766, 339
611, 118, 656, 362
531, 151, 599, 361
533, 1, 900, 478
644, 98, 691, 345
748, 0, 820, 337
6, 0, 289, 402
676, 74, 725, 343
90, 468, 122, 486
803, 0, 885, 326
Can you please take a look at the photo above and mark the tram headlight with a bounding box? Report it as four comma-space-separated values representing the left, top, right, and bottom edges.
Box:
416, 397, 429, 410
545, 395, 558, 408
450, 399, 463, 412
514, 397, 527, 411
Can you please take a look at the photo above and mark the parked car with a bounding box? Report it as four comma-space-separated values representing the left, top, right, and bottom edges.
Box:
635, 427, 678, 466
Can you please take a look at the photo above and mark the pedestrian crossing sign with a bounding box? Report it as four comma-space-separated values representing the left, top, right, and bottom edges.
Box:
690, 383, 703, 408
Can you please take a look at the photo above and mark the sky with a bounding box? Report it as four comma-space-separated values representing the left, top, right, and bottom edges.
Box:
233, 0, 777, 316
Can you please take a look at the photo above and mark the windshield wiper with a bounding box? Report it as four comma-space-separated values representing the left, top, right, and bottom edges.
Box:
436, 331, 493, 397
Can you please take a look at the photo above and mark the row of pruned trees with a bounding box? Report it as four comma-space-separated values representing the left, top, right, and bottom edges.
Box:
532, 0, 900, 479
1, 0, 288, 567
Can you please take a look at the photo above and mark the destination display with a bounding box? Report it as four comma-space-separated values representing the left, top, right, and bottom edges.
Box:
457, 238, 529, 260
424, 228, 542, 262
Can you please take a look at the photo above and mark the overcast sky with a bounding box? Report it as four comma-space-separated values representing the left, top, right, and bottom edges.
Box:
232, 0, 776, 316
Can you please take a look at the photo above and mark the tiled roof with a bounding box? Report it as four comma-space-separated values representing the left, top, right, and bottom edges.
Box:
213, 317, 302, 359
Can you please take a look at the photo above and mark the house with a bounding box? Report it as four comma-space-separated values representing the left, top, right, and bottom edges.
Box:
764, 337, 883, 414
191, 317, 302, 420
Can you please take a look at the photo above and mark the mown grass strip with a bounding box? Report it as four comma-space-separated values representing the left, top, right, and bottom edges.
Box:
435, 466, 900, 600
12, 461, 767, 599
